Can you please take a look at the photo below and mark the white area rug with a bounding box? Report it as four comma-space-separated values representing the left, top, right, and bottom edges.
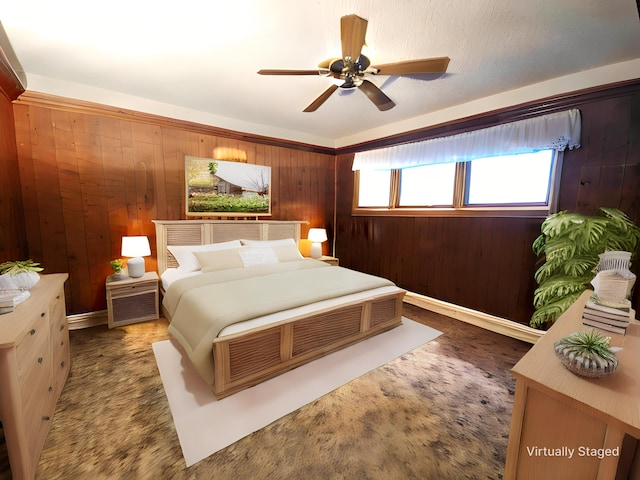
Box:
152, 318, 441, 467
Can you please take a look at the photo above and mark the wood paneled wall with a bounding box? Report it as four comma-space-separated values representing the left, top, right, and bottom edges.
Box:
335, 81, 640, 325
9, 94, 335, 314
0, 85, 26, 262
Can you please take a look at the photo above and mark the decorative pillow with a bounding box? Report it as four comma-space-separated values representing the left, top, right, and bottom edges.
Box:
168, 240, 242, 273
271, 244, 304, 262
195, 248, 245, 272
238, 247, 279, 267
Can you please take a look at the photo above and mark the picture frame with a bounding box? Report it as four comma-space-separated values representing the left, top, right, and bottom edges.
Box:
185, 156, 271, 217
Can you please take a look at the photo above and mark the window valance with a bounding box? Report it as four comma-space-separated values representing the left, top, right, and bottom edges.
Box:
352, 109, 581, 171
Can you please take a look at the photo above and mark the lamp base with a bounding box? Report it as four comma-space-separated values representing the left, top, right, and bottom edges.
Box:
127, 257, 145, 278
310, 243, 322, 259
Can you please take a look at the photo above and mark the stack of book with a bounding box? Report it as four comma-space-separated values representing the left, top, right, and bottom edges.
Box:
0, 290, 30, 314
582, 296, 633, 335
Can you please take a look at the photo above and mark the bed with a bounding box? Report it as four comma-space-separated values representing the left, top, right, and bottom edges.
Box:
153, 220, 406, 399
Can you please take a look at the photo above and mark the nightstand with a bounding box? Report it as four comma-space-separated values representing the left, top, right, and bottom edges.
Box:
318, 255, 339, 266
106, 271, 159, 328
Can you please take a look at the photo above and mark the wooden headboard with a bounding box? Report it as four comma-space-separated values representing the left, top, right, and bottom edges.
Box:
152, 220, 307, 274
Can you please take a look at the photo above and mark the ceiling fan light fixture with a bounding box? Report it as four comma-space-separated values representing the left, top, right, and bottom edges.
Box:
355, 54, 370, 71
340, 76, 362, 89
258, 14, 451, 112
334, 54, 370, 75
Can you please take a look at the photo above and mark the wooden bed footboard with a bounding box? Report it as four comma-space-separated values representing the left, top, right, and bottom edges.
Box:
211, 290, 405, 399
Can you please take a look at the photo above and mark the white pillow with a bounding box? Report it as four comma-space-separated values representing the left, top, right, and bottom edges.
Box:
271, 244, 304, 262
195, 247, 245, 272
238, 247, 279, 267
168, 240, 242, 273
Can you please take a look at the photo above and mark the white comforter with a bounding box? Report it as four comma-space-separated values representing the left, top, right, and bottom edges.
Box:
164, 259, 396, 385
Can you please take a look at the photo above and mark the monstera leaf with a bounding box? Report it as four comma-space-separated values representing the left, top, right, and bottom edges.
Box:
531, 290, 585, 328
533, 275, 592, 308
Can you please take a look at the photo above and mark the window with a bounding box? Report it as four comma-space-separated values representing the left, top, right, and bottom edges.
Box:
466, 150, 555, 206
357, 169, 392, 207
355, 149, 560, 216
398, 163, 456, 207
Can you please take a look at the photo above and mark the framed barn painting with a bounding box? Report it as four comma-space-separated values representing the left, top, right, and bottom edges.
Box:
185, 156, 271, 216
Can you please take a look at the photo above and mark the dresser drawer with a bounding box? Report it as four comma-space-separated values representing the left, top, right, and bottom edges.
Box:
22, 348, 53, 455
16, 314, 50, 379
49, 288, 66, 325
19, 328, 52, 419
108, 279, 157, 298
20, 341, 52, 403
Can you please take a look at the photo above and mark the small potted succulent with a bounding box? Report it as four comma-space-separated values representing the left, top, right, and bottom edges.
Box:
554, 329, 620, 378
110, 259, 125, 279
0, 259, 44, 291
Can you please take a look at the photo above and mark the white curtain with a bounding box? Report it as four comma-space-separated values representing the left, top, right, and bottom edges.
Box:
352, 109, 581, 170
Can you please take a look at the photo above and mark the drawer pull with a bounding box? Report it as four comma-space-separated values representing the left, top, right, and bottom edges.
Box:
60, 324, 65, 331
60, 361, 65, 368
40, 312, 45, 317
49, 386, 53, 392
30, 329, 36, 335
42, 416, 50, 421
38, 357, 43, 363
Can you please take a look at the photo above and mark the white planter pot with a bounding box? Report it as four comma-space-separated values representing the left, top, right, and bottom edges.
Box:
11, 271, 40, 290
0, 273, 19, 290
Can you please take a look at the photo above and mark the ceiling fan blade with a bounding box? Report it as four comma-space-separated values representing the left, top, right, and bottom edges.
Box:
358, 80, 395, 111
303, 84, 339, 112
371, 57, 450, 75
257, 69, 329, 76
340, 14, 368, 61
317, 57, 341, 69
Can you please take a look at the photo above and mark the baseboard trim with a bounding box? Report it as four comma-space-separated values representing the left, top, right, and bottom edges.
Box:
404, 291, 543, 344
66, 294, 543, 343
67, 310, 107, 330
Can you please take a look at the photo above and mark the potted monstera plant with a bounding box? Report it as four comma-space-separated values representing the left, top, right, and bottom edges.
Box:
531, 207, 640, 329
0, 259, 44, 291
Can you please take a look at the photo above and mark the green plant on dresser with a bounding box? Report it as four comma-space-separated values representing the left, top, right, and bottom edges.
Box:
0, 259, 43, 275
531, 207, 640, 329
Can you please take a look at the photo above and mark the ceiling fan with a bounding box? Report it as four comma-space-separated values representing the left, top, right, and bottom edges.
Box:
257, 14, 450, 112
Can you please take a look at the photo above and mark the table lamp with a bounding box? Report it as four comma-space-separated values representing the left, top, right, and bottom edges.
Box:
308, 228, 327, 259
121, 236, 151, 278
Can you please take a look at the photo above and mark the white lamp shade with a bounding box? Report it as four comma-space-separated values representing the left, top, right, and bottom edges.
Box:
121, 236, 151, 257
308, 228, 327, 243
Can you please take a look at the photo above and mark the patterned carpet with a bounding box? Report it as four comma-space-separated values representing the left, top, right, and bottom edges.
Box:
4, 303, 531, 479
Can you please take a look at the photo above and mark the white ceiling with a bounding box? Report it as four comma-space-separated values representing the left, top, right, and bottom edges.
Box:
1, 0, 640, 149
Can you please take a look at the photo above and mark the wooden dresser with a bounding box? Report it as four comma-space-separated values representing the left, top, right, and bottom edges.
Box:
505, 290, 639, 479
0, 274, 70, 480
